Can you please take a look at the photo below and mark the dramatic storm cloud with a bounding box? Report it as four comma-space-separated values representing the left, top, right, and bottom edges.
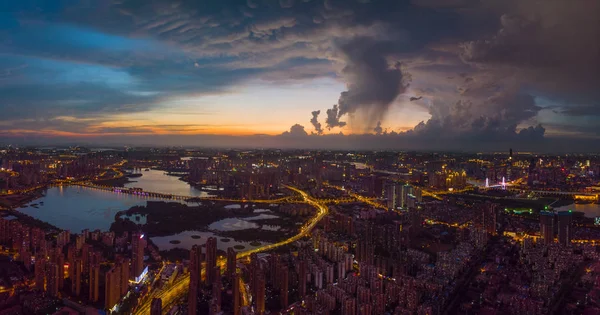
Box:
0, 0, 598, 150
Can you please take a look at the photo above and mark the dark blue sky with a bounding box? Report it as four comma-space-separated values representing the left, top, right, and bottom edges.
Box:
0, 0, 598, 150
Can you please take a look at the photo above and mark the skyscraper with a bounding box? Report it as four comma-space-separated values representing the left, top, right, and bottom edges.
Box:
255, 271, 266, 315
89, 264, 100, 302
385, 183, 397, 211
558, 211, 573, 246
46, 262, 59, 297
205, 237, 217, 285
280, 264, 289, 309
299, 260, 307, 298
151, 298, 162, 315
73, 258, 82, 296
540, 211, 555, 245
35, 257, 46, 292
105, 266, 121, 310
188, 245, 201, 315
119, 258, 130, 295
131, 233, 146, 279
482, 203, 498, 235
227, 247, 237, 280
232, 273, 240, 315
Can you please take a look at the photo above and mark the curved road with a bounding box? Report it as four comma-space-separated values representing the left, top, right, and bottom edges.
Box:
133, 185, 328, 314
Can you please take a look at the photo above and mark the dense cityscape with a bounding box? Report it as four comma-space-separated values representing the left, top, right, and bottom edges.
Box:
0, 147, 599, 314
2, 0, 599, 314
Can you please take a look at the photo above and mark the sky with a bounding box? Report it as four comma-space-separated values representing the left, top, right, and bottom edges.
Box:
0, 0, 599, 151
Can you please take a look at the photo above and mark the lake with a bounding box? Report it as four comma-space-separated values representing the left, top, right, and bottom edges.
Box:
16, 171, 212, 232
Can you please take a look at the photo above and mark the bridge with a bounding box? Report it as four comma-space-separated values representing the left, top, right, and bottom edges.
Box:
479, 185, 599, 199
69, 182, 299, 204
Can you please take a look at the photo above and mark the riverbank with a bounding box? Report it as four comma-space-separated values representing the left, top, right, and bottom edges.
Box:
0, 208, 62, 233
0, 189, 45, 209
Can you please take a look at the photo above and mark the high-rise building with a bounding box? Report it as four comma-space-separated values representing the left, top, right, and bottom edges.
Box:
232, 273, 240, 315
540, 211, 555, 245
385, 183, 397, 211
188, 245, 201, 315
558, 211, 573, 246
151, 298, 162, 315
131, 233, 146, 279
255, 271, 266, 315
205, 237, 217, 285
482, 203, 498, 235
73, 259, 82, 296
89, 264, 100, 302
299, 260, 307, 298
119, 258, 130, 295
280, 264, 289, 308
105, 266, 122, 310
227, 247, 237, 280
57, 255, 65, 290
46, 262, 59, 297
190, 244, 202, 287
35, 257, 46, 292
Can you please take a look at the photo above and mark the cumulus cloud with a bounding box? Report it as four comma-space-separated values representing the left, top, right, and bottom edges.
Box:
281, 124, 308, 137
325, 104, 346, 129
310, 110, 323, 135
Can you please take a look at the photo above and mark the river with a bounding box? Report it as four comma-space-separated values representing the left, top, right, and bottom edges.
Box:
554, 203, 600, 218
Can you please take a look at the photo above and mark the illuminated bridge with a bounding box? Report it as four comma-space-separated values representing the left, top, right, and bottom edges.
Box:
70, 182, 298, 204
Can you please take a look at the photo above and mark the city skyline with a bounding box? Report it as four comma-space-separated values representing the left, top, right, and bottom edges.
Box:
1, 0, 599, 151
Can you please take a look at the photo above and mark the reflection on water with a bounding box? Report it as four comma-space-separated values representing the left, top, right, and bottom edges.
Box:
16, 171, 209, 232
16, 186, 157, 232
554, 203, 600, 218
125, 170, 211, 197
151, 230, 268, 251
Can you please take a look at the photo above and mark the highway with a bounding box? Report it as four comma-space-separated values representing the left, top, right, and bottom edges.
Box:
133, 185, 329, 314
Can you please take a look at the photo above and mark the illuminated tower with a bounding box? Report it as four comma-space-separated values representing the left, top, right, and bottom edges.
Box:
558, 211, 573, 246
205, 237, 217, 285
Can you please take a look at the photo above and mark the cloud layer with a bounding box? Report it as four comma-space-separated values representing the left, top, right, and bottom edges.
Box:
0, 0, 598, 150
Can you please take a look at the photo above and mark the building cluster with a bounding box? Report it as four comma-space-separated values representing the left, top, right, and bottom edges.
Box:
0, 216, 149, 312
